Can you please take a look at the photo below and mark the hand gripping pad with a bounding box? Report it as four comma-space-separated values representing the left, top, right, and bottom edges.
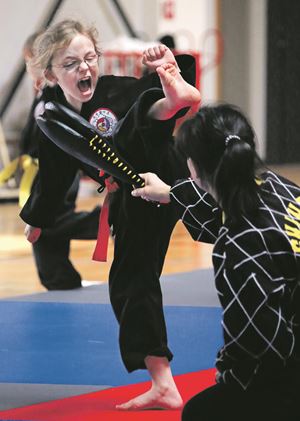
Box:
36, 101, 145, 188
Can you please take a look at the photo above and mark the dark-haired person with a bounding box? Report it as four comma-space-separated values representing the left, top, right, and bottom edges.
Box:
132, 104, 300, 420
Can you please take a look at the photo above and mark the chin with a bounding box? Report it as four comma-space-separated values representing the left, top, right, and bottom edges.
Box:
80, 90, 94, 102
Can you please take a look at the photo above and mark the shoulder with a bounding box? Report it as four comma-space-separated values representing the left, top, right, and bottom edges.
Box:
258, 170, 300, 213
259, 170, 300, 195
33, 85, 61, 117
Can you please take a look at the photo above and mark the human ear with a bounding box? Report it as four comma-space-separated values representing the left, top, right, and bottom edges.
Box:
45, 68, 58, 85
187, 158, 198, 180
187, 158, 209, 191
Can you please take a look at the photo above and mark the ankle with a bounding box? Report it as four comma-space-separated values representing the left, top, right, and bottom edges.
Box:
156, 382, 182, 400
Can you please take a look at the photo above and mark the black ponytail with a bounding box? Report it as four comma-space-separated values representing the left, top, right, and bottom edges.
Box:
214, 138, 260, 223
175, 103, 263, 223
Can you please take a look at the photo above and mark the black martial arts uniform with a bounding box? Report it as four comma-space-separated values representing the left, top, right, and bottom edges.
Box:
20, 55, 196, 370
170, 174, 300, 421
20, 86, 100, 290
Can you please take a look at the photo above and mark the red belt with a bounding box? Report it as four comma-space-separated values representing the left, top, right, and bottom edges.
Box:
92, 174, 118, 262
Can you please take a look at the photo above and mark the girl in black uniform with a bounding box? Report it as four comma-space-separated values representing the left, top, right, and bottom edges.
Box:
20, 19, 201, 410
132, 104, 300, 420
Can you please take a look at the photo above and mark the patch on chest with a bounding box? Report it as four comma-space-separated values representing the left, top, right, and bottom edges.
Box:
89, 108, 118, 138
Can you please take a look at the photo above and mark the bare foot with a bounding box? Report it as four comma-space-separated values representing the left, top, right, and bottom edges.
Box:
156, 63, 201, 117
116, 383, 183, 411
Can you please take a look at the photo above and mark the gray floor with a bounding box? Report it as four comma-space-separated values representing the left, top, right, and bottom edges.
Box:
0, 384, 108, 411
4, 268, 219, 307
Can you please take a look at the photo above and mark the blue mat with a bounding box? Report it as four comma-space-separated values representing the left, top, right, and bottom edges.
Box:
0, 301, 222, 386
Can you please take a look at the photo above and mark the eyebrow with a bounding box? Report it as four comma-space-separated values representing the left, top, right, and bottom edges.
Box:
62, 51, 96, 60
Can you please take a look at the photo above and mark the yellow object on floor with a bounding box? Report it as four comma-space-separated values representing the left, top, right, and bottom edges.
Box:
0, 154, 38, 207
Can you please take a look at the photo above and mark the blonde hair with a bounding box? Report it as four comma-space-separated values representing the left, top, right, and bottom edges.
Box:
31, 19, 101, 71
23, 30, 47, 92
23, 30, 44, 60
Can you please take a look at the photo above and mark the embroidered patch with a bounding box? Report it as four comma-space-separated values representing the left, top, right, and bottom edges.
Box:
89, 108, 118, 137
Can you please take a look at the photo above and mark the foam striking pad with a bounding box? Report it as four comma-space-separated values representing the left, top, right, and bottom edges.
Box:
36, 102, 145, 188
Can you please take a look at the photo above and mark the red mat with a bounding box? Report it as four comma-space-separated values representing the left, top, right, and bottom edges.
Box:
0, 369, 216, 421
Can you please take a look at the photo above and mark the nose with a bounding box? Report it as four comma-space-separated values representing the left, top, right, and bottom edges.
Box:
78, 60, 89, 71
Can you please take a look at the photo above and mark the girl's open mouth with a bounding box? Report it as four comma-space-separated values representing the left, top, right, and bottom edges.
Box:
78, 77, 92, 92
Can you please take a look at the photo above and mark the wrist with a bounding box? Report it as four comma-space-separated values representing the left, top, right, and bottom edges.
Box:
160, 185, 171, 203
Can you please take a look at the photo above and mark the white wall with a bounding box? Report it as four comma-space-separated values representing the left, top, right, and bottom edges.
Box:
156, 0, 219, 101
220, 0, 267, 158
0, 0, 49, 136
247, 0, 267, 158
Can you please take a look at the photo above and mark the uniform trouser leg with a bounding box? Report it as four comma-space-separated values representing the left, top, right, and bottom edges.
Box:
32, 206, 100, 290
32, 236, 81, 290
109, 199, 178, 372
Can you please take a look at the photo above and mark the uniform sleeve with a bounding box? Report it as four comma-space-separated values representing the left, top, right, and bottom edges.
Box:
170, 178, 222, 243
19, 128, 78, 228
218, 233, 295, 365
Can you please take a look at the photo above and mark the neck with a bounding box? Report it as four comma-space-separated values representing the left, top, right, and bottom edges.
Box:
65, 94, 82, 113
